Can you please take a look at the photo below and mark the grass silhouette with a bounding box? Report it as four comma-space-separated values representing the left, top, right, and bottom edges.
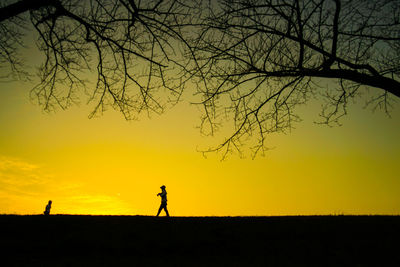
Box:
1, 215, 399, 266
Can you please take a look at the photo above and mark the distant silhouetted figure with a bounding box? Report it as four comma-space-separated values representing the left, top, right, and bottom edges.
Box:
44, 200, 52, 215
156, 185, 169, 217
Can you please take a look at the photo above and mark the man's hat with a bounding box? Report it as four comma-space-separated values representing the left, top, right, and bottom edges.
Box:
160, 185, 166, 189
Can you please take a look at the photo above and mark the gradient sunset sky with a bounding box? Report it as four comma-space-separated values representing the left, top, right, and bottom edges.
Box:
0, 25, 399, 216
1, 78, 399, 216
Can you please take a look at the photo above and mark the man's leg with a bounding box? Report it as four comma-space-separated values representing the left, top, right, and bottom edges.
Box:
164, 205, 170, 217
156, 204, 163, 216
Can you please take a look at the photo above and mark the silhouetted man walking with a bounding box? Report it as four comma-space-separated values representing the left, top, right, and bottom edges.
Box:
156, 185, 169, 217
44, 200, 52, 215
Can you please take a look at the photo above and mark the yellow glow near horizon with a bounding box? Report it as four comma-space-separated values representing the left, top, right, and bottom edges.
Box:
1, 79, 399, 216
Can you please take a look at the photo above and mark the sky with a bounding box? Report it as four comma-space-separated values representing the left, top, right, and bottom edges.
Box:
1, 76, 399, 216
0, 4, 399, 216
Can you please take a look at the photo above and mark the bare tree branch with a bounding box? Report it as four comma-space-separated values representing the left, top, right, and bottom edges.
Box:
1, 0, 399, 158
186, 0, 400, 157
1, 0, 193, 118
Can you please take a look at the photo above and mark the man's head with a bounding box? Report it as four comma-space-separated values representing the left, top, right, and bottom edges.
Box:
160, 185, 166, 190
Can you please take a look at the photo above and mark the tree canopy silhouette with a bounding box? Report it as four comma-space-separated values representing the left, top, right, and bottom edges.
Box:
0, 0, 192, 119
1, 0, 399, 157
185, 0, 400, 157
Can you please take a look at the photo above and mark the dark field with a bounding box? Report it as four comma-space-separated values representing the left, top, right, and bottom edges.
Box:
1, 215, 399, 266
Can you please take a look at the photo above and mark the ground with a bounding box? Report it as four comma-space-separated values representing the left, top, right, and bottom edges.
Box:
1, 215, 399, 266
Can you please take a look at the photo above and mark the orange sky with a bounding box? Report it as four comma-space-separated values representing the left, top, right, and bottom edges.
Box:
1, 77, 399, 215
